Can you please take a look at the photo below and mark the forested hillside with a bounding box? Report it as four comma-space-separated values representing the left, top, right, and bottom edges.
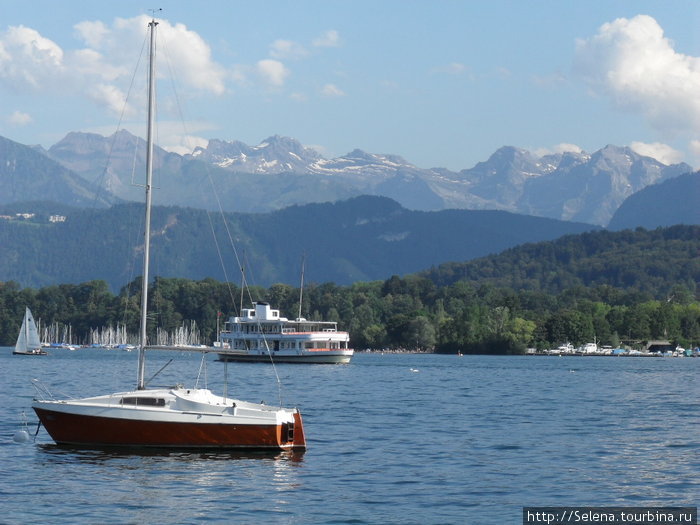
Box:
0, 196, 598, 290
1, 226, 697, 353
608, 171, 700, 230
422, 225, 699, 296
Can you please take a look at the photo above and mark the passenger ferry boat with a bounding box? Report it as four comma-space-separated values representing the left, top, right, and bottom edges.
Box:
217, 302, 353, 364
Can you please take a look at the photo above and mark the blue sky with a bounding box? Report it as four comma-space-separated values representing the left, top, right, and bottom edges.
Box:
1, 1, 699, 171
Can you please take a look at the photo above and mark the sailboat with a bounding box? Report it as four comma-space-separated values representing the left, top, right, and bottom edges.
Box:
32, 17, 306, 451
13, 308, 47, 356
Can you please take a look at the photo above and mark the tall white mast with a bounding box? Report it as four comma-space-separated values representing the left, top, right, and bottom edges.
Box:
137, 18, 158, 390
297, 253, 306, 320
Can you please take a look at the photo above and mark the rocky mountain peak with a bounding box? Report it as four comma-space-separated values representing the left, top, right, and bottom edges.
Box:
344, 149, 377, 163
467, 146, 542, 179
189, 135, 322, 173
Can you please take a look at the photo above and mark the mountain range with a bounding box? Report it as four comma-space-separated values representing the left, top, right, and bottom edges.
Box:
0, 127, 697, 290
37, 131, 694, 227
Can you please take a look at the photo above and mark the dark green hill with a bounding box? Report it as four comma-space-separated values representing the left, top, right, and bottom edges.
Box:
421, 225, 700, 298
0, 196, 598, 291
608, 171, 700, 230
0, 136, 116, 207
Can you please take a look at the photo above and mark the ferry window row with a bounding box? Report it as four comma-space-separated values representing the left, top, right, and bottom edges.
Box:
232, 324, 281, 334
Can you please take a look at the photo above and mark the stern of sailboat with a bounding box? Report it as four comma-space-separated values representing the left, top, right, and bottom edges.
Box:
291, 410, 306, 450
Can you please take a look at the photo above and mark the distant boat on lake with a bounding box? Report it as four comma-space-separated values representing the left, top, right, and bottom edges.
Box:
13, 308, 47, 356
217, 302, 353, 364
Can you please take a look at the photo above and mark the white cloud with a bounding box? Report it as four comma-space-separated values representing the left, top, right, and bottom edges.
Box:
89, 83, 131, 116
73, 20, 109, 49
534, 143, 583, 156
688, 140, 700, 164
269, 39, 307, 60
257, 59, 289, 87
321, 83, 345, 97
574, 15, 700, 133
0, 25, 64, 89
7, 110, 32, 126
161, 134, 209, 155
313, 30, 340, 48
629, 141, 683, 165
0, 15, 226, 116
157, 19, 226, 95
70, 48, 126, 82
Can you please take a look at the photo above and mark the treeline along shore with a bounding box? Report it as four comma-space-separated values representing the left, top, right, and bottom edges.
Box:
1, 225, 698, 353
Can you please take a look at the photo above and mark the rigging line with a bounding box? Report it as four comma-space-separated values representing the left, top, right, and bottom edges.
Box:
76, 24, 151, 336
156, 23, 288, 403
207, 179, 256, 309
163, 41, 262, 324
205, 207, 238, 309
195, 353, 208, 389
158, 30, 241, 313
91, 31, 149, 209
104, 30, 151, 337
145, 358, 173, 387
202, 177, 285, 403
298, 252, 306, 320
128, 130, 140, 186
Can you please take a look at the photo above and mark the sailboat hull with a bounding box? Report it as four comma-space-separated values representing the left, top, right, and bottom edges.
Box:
32, 388, 306, 451
33, 407, 300, 449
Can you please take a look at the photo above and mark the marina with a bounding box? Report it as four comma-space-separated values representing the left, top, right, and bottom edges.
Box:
528, 342, 699, 358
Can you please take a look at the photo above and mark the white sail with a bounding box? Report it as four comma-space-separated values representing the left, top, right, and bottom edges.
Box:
15, 308, 43, 354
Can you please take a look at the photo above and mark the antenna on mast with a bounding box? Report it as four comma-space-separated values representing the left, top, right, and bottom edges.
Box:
297, 252, 306, 320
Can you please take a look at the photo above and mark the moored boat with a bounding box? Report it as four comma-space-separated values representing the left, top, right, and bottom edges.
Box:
218, 302, 353, 364
31, 16, 306, 451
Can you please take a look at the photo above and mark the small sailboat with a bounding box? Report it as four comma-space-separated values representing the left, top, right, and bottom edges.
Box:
32, 17, 306, 451
13, 308, 47, 355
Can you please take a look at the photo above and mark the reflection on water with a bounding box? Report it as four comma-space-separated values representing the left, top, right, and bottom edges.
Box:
38, 443, 304, 464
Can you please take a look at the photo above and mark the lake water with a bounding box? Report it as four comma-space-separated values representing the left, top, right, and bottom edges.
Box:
1, 349, 697, 524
